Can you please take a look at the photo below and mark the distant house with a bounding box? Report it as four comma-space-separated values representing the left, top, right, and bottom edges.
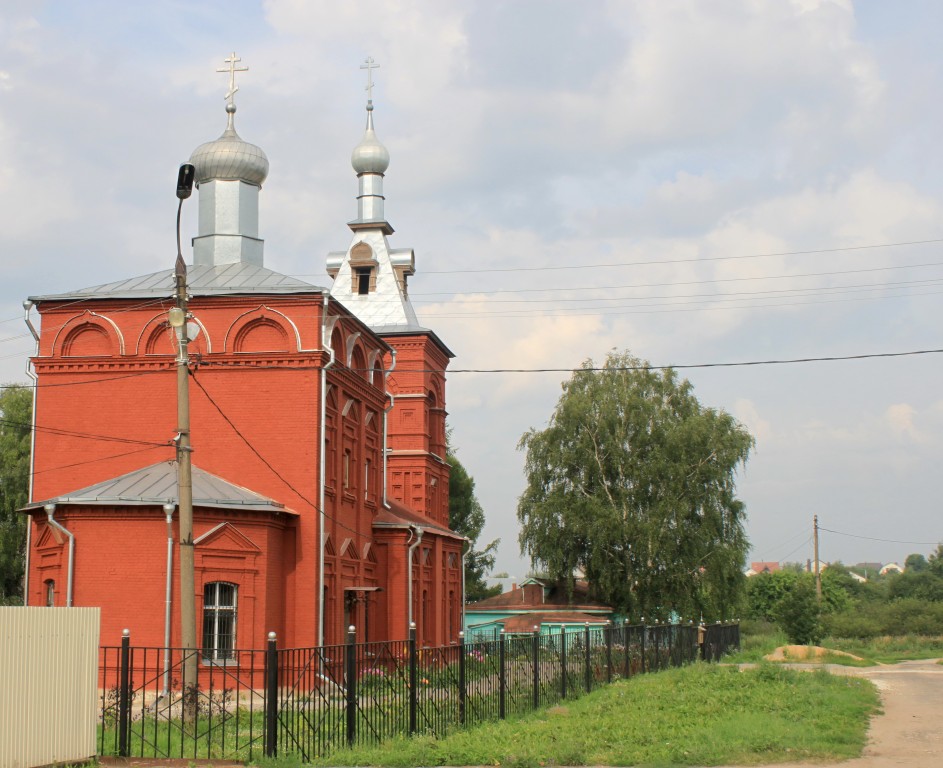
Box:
846, 570, 868, 583
880, 562, 903, 576
853, 562, 884, 579
745, 561, 781, 577
464, 578, 613, 640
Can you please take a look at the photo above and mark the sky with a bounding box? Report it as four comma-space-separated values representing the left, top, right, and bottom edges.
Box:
1, 0, 941, 580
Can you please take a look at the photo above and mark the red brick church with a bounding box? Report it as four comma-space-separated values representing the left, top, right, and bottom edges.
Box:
20, 56, 464, 653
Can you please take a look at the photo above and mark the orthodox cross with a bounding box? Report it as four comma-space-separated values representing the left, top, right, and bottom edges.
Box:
217, 52, 249, 106
361, 56, 379, 103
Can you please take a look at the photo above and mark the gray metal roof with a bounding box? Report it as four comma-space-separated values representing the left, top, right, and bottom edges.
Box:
30, 263, 327, 302
23, 461, 290, 514
373, 324, 455, 359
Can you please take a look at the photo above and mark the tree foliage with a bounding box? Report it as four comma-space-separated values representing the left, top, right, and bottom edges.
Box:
447, 450, 501, 603
516, 351, 753, 621
774, 578, 823, 645
0, 384, 31, 604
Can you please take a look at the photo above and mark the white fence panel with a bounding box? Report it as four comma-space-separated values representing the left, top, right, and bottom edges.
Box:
0, 607, 100, 768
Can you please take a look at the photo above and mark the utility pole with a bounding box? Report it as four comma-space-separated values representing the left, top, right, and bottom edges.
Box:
813, 514, 822, 602
171, 164, 197, 719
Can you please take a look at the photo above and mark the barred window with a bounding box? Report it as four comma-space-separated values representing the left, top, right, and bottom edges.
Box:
202, 581, 237, 663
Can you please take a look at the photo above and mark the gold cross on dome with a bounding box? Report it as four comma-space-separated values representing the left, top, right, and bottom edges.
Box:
361, 56, 379, 102
217, 52, 249, 106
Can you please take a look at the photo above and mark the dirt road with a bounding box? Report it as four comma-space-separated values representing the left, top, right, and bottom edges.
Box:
715, 658, 943, 768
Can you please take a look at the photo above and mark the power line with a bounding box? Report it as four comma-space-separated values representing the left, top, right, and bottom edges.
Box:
413, 276, 943, 305
420, 238, 943, 275
422, 286, 943, 319
441, 347, 943, 373
778, 536, 813, 564
0, 417, 168, 447
818, 526, 939, 547
29, 445, 170, 477
0, 370, 166, 391
3, 346, 940, 394
190, 371, 366, 541
411, 262, 943, 298
0, 295, 173, 346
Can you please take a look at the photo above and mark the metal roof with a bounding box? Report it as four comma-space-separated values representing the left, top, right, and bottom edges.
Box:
23, 461, 291, 514
372, 325, 456, 359
30, 263, 327, 302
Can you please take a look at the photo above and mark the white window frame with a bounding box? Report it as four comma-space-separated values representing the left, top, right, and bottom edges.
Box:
202, 581, 238, 664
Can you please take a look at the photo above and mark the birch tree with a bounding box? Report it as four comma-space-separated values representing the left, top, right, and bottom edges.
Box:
0, 384, 31, 604
517, 351, 753, 621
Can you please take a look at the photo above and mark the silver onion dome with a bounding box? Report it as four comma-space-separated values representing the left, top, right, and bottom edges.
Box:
351, 107, 390, 175
190, 105, 269, 187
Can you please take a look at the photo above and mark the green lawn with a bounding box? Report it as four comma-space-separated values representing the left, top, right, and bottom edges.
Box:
727, 622, 943, 666
257, 662, 878, 767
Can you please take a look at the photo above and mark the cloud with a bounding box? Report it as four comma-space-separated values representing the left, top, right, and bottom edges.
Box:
884, 402, 926, 444
732, 399, 772, 443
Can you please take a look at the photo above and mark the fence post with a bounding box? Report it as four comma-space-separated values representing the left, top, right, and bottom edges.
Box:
532, 626, 540, 710
118, 629, 130, 758
409, 622, 418, 734
583, 622, 591, 693
498, 630, 506, 720
560, 627, 567, 699
605, 621, 613, 683
653, 620, 660, 671
345, 625, 358, 746
623, 619, 630, 678
458, 631, 466, 725
640, 618, 647, 674
668, 621, 674, 668
264, 631, 278, 757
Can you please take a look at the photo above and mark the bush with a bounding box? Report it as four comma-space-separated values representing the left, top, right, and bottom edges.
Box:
774, 579, 823, 645
822, 612, 882, 640
823, 598, 943, 638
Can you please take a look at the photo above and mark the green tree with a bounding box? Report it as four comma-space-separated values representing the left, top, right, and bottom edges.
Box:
904, 553, 929, 573
447, 451, 501, 603
928, 544, 943, 578
746, 570, 800, 621
517, 351, 754, 622
774, 577, 823, 645
0, 384, 32, 604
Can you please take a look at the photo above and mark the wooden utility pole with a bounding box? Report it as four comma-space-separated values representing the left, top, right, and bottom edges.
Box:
813, 514, 822, 602
173, 255, 197, 713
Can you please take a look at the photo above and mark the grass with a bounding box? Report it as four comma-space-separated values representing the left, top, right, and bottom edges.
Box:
722, 621, 788, 663
254, 662, 879, 767
826, 634, 943, 664
728, 622, 943, 666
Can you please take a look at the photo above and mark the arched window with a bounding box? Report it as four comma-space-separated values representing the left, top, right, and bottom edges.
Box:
331, 327, 345, 363
350, 344, 368, 380
202, 582, 237, 662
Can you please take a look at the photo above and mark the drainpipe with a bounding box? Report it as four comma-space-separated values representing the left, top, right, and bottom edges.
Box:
162, 503, 175, 697
407, 524, 423, 629
382, 349, 397, 509
318, 294, 336, 649
23, 300, 39, 604
461, 538, 470, 638
44, 503, 74, 607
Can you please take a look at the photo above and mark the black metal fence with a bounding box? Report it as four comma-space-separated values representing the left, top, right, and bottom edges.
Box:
99, 621, 739, 763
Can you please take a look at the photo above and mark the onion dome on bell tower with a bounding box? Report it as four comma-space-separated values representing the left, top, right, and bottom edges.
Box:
189, 52, 268, 267
327, 57, 419, 329
349, 56, 392, 233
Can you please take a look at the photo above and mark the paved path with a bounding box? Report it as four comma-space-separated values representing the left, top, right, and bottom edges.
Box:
713, 658, 943, 768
